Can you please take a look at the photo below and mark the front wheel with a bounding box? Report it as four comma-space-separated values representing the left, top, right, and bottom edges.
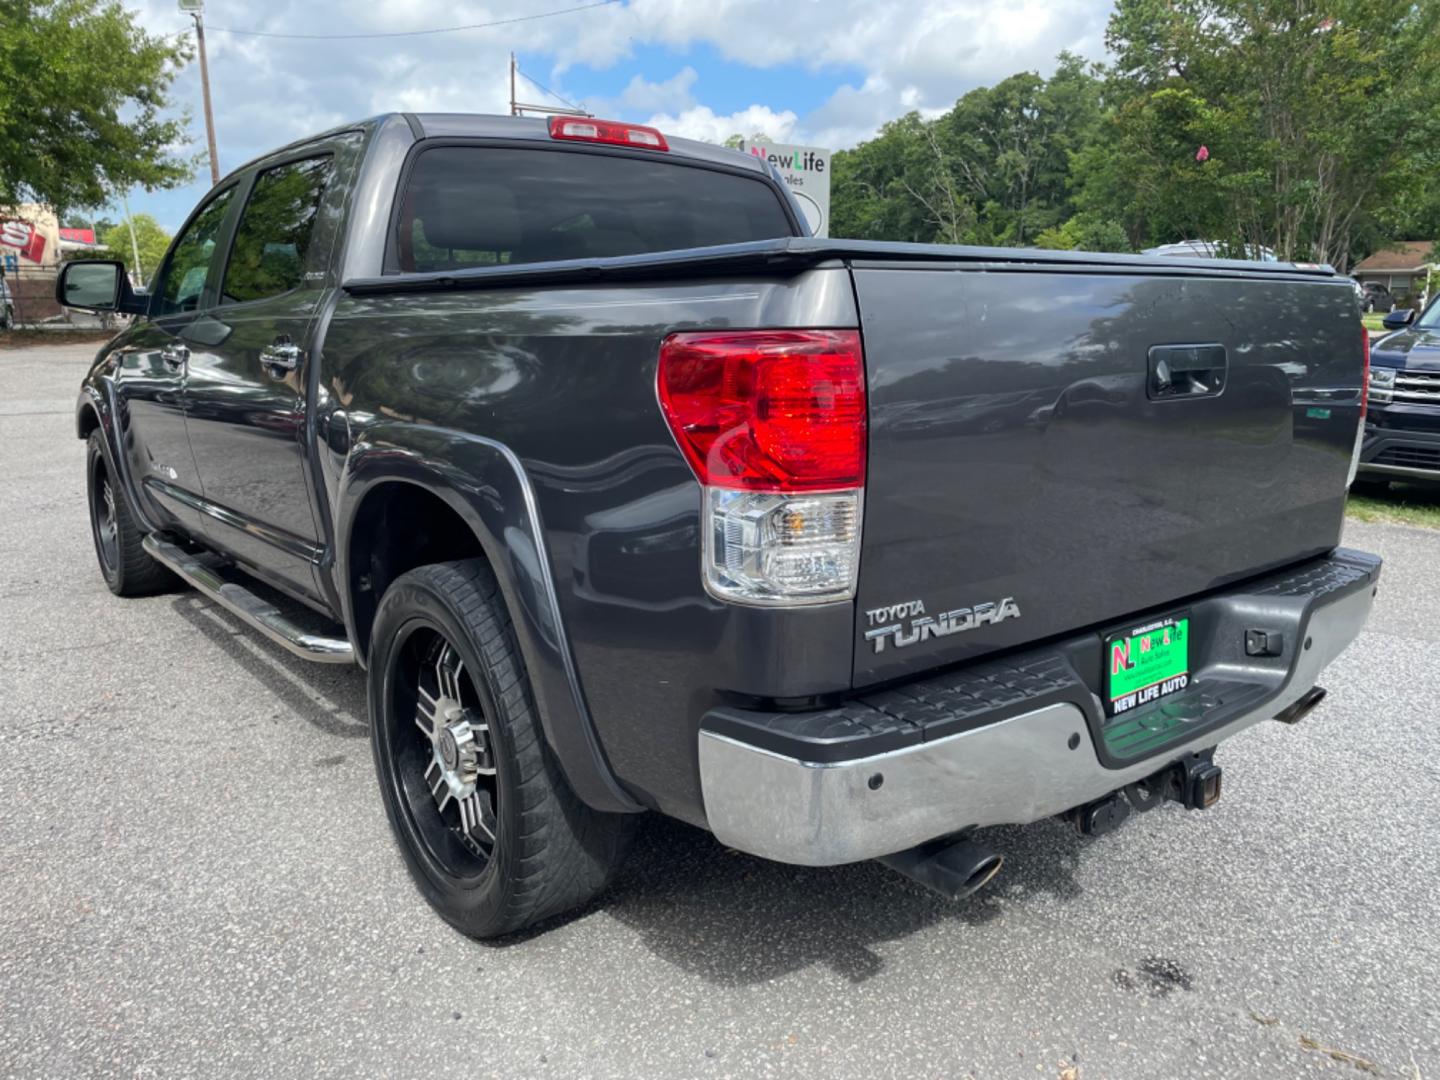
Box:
86, 431, 174, 596
368, 559, 632, 938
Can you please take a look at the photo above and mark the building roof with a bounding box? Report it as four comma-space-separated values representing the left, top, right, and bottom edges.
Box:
1353, 240, 1435, 272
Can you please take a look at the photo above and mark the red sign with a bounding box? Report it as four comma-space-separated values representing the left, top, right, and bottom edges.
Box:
59, 227, 96, 245
0, 220, 46, 263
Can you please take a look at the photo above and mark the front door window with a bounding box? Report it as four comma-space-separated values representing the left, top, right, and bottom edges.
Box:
155, 187, 235, 316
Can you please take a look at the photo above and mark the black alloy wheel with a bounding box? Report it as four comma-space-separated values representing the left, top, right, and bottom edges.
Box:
368, 559, 632, 938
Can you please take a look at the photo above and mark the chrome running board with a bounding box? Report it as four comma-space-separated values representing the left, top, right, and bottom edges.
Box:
143, 533, 354, 664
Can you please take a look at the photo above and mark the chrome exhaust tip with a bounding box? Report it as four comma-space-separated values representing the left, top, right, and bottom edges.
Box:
1274, 685, 1327, 725
878, 837, 1003, 901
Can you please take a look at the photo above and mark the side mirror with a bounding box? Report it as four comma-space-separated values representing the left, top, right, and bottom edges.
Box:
1382, 308, 1416, 330
56, 259, 138, 313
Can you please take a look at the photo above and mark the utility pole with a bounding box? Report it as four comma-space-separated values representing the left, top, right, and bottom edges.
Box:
121, 192, 145, 288
180, 0, 220, 185
507, 53, 591, 119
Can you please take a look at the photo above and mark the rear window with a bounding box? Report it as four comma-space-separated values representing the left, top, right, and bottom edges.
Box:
393, 146, 794, 273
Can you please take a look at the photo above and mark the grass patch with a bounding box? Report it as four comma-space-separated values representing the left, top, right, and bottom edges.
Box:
1347, 481, 1440, 528
1361, 312, 1386, 332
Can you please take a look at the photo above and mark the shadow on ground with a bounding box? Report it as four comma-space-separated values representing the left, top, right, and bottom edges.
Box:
590, 813, 1091, 986
169, 589, 1099, 984
169, 593, 369, 739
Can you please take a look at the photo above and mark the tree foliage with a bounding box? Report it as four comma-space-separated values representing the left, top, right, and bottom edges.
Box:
64, 215, 173, 289
0, 1, 194, 214
102, 215, 172, 282
832, 54, 1110, 247
829, 4, 1440, 270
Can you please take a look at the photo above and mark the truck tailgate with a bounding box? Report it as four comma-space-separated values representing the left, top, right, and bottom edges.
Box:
853, 262, 1362, 685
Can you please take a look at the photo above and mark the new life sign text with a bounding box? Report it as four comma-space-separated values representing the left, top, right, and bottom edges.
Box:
741, 140, 832, 238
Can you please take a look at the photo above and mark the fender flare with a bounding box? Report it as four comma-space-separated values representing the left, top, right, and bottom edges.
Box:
77, 379, 159, 535
337, 425, 643, 815
76, 383, 106, 440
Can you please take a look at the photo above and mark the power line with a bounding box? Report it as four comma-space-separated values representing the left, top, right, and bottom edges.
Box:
517, 66, 582, 111
205, 0, 619, 41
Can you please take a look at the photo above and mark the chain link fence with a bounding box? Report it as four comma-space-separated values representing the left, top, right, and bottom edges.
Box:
1, 264, 63, 328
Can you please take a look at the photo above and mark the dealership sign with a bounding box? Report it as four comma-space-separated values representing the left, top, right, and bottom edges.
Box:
740, 140, 832, 238
1, 220, 47, 263
0, 206, 61, 266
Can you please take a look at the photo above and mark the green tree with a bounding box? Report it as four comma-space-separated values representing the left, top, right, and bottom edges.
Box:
101, 215, 171, 283
1033, 212, 1132, 252
827, 2, 1440, 267
0, 1, 194, 214
1072, 86, 1243, 250
831, 112, 973, 243
936, 54, 1105, 245
831, 55, 1106, 246
1093, 0, 1440, 268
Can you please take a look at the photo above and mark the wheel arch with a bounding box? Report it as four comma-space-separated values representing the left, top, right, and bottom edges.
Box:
76, 384, 107, 441
77, 381, 159, 535
337, 427, 642, 815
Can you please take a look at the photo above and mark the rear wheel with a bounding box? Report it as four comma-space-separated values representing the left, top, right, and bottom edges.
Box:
368, 559, 632, 938
86, 430, 174, 596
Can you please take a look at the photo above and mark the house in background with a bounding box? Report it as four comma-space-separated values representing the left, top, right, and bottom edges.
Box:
1352, 241, 1436, 307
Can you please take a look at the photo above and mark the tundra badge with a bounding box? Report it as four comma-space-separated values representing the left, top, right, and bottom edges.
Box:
864, 597, 1021, 653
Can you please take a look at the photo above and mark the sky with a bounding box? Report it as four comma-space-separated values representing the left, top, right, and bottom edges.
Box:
108, 0, 1114, 233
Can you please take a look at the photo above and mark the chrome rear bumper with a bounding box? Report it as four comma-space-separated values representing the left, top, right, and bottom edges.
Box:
698, 560, 1377, 866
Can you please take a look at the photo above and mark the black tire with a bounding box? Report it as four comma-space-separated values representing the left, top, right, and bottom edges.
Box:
368, 559, 632, 938
86, 430, 175, 596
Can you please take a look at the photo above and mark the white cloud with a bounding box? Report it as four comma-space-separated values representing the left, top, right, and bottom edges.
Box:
615, 66, 698, 114
643, 103, 799, 145
117, 0, 1113, 227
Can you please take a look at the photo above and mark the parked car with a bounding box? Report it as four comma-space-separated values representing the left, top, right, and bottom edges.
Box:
57, 113, 1380, 938
1357, 281, 1396, 313
1358, 302, 1440, 483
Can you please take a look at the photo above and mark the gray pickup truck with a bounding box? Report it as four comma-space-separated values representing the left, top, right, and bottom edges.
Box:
58, 113, 1380, 938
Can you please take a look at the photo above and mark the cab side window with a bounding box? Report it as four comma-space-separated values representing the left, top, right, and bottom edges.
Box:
156, 187, 235, 316
220, 156, 333, 306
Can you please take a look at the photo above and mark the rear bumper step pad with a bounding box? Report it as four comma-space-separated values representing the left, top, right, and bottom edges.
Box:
699, 548, 1380, 865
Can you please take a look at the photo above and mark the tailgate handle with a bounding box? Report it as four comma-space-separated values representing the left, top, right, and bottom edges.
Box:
1148, 344, 1226, 400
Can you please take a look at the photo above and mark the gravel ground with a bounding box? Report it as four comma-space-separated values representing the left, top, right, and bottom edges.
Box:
2, 343, 1437, 1079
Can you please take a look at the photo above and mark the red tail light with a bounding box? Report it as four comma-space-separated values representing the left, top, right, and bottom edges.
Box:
657, 330, 867, 492
548, 116, 669, 151
1360, 323, 1371, 418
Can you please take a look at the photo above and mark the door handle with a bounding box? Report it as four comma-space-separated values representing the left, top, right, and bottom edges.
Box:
260, 340, 301, 376
1148, 344, 1226, 400
160, 344, 189, 370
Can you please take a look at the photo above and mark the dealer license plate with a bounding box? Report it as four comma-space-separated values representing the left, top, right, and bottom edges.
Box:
1105, 613, 1191, 718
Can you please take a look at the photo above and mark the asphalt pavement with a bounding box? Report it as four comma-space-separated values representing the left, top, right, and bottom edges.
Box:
2, 342, 1437, 1079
